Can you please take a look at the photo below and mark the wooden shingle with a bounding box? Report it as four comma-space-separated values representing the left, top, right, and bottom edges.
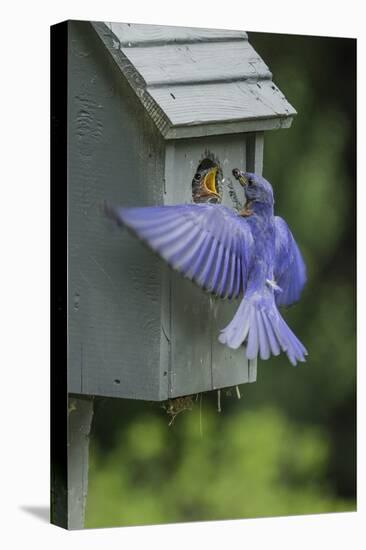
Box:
92, 21, 296, 139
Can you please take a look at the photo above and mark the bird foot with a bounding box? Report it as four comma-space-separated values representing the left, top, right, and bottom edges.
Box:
239, 203, 253, 217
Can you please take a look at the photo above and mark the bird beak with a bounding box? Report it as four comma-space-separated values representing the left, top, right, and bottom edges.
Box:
232, 168, 248, 187
202, 167, 220, 197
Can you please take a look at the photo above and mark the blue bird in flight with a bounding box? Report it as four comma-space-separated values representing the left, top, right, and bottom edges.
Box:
107, 167, 307, 366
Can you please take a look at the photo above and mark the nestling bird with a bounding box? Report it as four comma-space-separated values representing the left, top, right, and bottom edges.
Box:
106, 167, 307, 366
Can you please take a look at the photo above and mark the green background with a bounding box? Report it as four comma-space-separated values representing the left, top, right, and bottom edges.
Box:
85, 32, 356, 528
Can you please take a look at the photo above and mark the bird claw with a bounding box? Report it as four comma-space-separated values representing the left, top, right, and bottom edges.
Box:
239, 204, 253, 217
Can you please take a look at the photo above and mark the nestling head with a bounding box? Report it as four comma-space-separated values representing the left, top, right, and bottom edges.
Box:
192, 165, 221, 204
232, 169, 274, 207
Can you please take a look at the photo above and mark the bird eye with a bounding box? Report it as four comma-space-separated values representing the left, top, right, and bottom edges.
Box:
194, 172, 201, 180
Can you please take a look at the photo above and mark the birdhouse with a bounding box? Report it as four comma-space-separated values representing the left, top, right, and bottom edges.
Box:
66, 20, 296, 402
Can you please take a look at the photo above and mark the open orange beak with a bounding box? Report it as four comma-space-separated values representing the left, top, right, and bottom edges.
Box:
202, 167, 220, 197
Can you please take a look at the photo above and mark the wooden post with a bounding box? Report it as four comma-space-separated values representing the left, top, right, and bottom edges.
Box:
67, 396, 94, 529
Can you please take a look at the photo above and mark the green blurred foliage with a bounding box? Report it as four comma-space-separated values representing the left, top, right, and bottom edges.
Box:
86, 404, 353, 528
85, 34, 356, 528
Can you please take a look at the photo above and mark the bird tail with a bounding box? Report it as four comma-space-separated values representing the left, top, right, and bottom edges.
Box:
218, 295, 307, 366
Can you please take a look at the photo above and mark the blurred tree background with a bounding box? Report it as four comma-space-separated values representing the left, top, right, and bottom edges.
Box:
85, 33, 356, 528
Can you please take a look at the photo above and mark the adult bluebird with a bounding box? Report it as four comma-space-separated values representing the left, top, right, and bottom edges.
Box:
106, 168, 307, 366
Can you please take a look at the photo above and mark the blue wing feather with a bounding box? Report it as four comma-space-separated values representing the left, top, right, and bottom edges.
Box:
274, 216, 306, 307
108, 203, 254, 299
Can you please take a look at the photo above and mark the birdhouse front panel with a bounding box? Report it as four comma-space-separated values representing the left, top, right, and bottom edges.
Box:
67, 20, 296, 402
163, 134, 258, 398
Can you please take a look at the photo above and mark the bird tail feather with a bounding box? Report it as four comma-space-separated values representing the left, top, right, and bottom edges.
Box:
218, 295, 307, 366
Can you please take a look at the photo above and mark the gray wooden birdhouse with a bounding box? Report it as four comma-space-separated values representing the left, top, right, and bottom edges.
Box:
67, 20, 296, 402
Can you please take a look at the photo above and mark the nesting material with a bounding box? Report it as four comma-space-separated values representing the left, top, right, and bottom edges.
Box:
162, 395, 195, 426
161, 385, 243, 424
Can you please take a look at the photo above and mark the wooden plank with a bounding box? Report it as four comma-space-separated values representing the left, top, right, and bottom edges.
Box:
149, 79, 296, 127
246, 132, 264, 174
106, 21, 247, 46
163, 143, 212, 397
164, 116, 293, 140
67, 396, 94, 529
159, 264, 171, 400
162, 135, 253, 398
121, 41, 271, 86
68, 21, 166, 400
170, 274, 214, 396
208, 136, 253, 390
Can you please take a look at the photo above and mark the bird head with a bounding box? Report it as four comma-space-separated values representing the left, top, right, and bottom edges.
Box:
192, 165, 221, 204
232, 169, 274, 209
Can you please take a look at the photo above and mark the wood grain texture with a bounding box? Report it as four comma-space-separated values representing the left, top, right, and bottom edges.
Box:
105, 21, 247, 46
68, 21, 166, 400
246, 132, 264, 175
67, 396, 93, 529
91, 22, 296, 140
121, 41, 271, 86
149, 80, 296, 127
92, 21, 172, 140
163, 116, 293, 140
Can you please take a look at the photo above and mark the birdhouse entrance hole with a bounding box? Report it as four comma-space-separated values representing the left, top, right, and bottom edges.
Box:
192, 158, 222, 204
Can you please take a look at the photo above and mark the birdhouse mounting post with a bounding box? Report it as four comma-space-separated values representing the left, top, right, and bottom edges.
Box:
67, 396, 94, 529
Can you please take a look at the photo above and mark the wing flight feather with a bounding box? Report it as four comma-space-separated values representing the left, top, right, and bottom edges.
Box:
108, 203, 254, 299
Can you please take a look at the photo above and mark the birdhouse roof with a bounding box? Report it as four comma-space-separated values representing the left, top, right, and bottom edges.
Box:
92, 21, 296, 140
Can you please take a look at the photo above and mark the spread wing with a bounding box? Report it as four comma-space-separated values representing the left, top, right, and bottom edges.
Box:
107, 203, 254, 299
274, 216, 307, 307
